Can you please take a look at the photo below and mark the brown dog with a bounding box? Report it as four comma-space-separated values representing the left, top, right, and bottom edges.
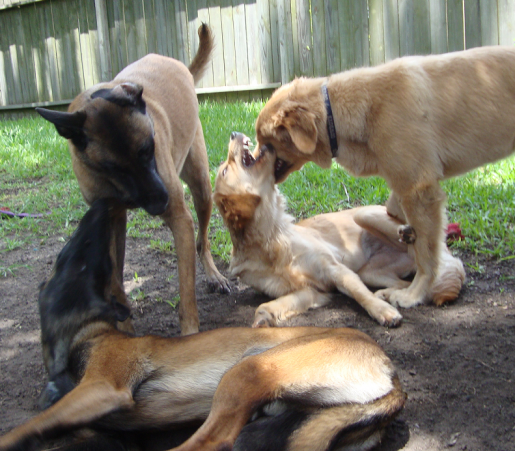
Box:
0, 199, 406, 451
255, 46, 515, 309
214, 133, 465, 327
36, 24, 229, 336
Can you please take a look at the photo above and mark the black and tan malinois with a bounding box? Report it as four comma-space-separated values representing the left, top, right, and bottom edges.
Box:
0, 200, 406, 451
36, 24, 229, 336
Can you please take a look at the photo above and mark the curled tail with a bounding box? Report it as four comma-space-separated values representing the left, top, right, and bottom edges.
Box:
431, 248, 466, 306
188, 23, 214, 85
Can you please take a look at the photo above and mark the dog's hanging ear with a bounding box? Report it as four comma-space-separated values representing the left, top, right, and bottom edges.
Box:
272, 104, 318, 155
91, 82, 146, 113
214, 193, 261, 233
36, 108, 87, 145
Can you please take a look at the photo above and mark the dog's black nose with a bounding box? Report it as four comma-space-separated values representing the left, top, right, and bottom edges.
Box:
230, 132, 238, 140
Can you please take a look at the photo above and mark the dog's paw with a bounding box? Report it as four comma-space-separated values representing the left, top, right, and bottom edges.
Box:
207, 275, 231, 294
252, 309, 276, 328
398, 225, 416, 244
375, 304, 403, 328
387, 288, 426, 309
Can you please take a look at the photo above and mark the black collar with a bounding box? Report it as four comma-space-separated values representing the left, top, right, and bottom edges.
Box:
322, 82, 338, 157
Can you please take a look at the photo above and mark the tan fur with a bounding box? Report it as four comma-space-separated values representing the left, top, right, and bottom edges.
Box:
0, 326, 405, 451
37, 25, 229, 335
214, 133, 465, 327
255, 46, 515, 308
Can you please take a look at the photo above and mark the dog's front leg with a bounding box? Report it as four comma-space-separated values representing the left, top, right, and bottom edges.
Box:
109, 205, 134, 333
0, 380, 134, 451
160, 188, 199, 335
387, 183, 447, 308
331, 264, 402, 327
253, 288, 331, 327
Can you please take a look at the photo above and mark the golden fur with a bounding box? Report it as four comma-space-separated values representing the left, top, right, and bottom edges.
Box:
214, 133, 465, 327
255, 46, 515, 308
36, 25, 229, 335
0, 200, 405, 451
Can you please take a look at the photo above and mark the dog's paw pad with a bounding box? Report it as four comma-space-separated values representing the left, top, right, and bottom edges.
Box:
398, 225, 416, 244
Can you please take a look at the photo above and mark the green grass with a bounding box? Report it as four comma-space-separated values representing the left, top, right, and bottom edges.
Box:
1, 101, 514, 266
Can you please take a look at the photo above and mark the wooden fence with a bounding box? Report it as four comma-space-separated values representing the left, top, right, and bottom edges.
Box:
1, 0, 515, 114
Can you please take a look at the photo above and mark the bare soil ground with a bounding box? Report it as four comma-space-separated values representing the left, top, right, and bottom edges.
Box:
1, 225, 514, 451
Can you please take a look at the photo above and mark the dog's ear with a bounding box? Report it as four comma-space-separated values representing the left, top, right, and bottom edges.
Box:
91, 82, 146, 112
36, 108, 87, 145
272, 104, 318, 154
214, 193, 261, 233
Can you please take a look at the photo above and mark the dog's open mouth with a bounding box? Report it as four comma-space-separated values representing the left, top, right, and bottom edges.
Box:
274, 157, 293, 182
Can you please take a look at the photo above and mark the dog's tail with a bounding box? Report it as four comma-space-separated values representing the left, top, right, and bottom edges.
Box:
431, 248, 466, 306
188, 23, 214, 85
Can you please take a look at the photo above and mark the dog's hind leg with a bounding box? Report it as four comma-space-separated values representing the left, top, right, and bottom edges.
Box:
109, 205, 134, 333
0, 380, 134, 451
285, 377, 406, 451
168, 330, 400, 451
180, 123, 230, 294
387, 183, 447, 308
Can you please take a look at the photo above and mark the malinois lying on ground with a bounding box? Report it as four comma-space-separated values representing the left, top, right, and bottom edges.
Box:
214, 133, 465, 327
36, 24, 229, 336
0, 199, 406, 451
254, 46, 515, 310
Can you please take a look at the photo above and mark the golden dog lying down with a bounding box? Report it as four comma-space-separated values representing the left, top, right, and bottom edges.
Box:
214, 133, 465, 327
0, 201, 405, 451
254, 46, 515, 310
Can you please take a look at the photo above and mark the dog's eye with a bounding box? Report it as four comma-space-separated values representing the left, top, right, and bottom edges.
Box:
222, 167, 228, 177
138, 139, 155, 162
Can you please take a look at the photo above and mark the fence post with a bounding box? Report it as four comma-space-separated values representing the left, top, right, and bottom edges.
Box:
95, 0, 112, 81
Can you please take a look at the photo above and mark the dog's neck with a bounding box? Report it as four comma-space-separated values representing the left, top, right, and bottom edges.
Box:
322, 81, 338, 157
229, 187, 294, 268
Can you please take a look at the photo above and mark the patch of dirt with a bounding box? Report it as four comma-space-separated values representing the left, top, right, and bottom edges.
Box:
0, 227, 514, 451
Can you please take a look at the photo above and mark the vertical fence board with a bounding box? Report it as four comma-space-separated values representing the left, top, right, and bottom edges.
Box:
498, 0, 515, 46
311, 0, 326, 75
232, 0, 249, 85
357, 0, 370, 67
413, 0, 431, 54
480, 0, 499, 45
13, 7, 36, 102
0, 12, 16, 104
196, 0, 215, 88
143, 0, 157, 55
245, 0, 261, 84
429, 0, 447, 54
268, 0, 281, 83
28, 3, 48, 101
384, 0, 400, 61
174, 0, 188, 64
277, 0, 294, 83
465, 0, 481, 49
258, 0, 275, 83
369, 0, 385, 65
295, 0, 313, 76
447, 0, 464, 51
399, 0, 415, 55
208, 3, 225, 87
44, 1, 60, 100
106, 0, 126, 77
324, 0, 341, 73
289, 0, 300, 76
220, 0, 237, 86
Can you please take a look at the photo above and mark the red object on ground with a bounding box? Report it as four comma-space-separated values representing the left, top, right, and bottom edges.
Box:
447, 223, 465, 242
